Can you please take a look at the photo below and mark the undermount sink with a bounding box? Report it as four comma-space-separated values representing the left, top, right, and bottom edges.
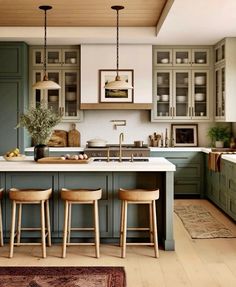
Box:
93, 158, 149, 162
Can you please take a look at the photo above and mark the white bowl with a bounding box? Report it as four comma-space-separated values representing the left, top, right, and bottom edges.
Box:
70, 58, 76, 64
183, 58, 189, 64
156, 95, 161, 101
48, 95, 58, 102
66, 92, 76, 101
161, 58, 169, 64
196, 59, 205, 64
161, 94, 169, 102
195, 93, 205, 101
176, 58, 182, 64
176, 95, 187, 102
195, 76, 205, 85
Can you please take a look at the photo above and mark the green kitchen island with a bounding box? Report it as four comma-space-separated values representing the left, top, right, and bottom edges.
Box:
0, 156, 175, 251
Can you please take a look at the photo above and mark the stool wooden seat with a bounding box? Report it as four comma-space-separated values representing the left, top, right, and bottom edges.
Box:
119, 188, 160, 258
61, 188, 102, 258
0, 188, 4, 246
9, 188, 52, 258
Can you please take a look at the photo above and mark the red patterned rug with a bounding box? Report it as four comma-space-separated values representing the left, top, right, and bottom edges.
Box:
0, 266, 126, 287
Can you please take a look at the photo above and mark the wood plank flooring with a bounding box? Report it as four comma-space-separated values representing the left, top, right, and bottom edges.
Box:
0, 199, 236, 287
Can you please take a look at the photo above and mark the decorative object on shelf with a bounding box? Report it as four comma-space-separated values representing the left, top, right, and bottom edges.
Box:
149, 133, 161, 147
207, 125, 231, 148
32, 6, 61, 90
68, 123, 80, 147
17, 105, 62, 161
171, 124, 198, 147
100, 69, 134, 102
48, 130, 68, 147
104, 5, 133, 90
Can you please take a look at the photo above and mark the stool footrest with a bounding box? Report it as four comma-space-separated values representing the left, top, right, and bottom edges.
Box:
14, 242, 43, 246
66, 242, 96, 246
126, 227, 150, 231
126, 242, 155, 246
70, 227, 95, 231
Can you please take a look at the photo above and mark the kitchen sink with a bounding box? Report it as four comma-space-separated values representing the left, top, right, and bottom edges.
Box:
93, 158, 149, 162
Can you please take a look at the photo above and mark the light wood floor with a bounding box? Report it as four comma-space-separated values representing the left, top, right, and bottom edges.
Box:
0, 199, 236, 287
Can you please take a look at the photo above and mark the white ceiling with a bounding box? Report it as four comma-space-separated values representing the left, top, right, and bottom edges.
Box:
0, 0, 236, 45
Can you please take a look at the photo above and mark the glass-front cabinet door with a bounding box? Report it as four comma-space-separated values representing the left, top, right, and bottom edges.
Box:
215, 66, 225, 120
173, 71, 191, 118
192, 70, 209, 119
154, 70, 172, 119
62, 71, 79, 121
215, 41, 225, 65
173, 49, 191, 66
192, 49, 209, 66
154, 49, 172, 66
47, 71, 61, 113
62, 49, 79, 66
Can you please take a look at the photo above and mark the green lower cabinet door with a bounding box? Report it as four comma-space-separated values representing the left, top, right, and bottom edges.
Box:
113, 172, 163, 239
5, 172, 59, 239
228, 195, 236, 221
58, 172, 113, 238
219, 162, 228, 212
208, 171, 220, 204
174, 179, 201, 195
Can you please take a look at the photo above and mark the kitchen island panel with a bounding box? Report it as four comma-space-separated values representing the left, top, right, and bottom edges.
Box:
58, 172, 113, 238
5, 172, 59, 239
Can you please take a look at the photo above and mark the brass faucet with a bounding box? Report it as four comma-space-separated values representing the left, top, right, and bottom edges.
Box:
119, 132, 124, 162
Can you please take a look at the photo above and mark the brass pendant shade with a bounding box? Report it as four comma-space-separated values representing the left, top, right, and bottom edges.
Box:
33, 5, 61, 90
105, 6, 133, 90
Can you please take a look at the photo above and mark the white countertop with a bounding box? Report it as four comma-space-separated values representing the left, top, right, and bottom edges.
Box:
0, 157, 176, 172
25, 147, 85, 152
150, 147, 211, 153
222, 154, 236, 164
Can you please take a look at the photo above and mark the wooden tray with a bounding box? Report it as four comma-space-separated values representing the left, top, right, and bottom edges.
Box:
37, 157, 91, 164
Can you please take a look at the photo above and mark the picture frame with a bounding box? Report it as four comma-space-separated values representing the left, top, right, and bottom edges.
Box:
99, 69, 134, 103
171, 124, 198, 147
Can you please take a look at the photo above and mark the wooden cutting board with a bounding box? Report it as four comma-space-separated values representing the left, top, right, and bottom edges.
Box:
47, 130, 68, 147
37, 157, 91, 164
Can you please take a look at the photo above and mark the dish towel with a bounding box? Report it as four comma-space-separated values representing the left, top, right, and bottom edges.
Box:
208, 151, 236, 172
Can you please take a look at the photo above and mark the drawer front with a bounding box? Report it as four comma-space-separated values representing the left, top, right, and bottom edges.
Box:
174, 180, 201, 195
151, 151, 202, 163
175, 163, 200, 178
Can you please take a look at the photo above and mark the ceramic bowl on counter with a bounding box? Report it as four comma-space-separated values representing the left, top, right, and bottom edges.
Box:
194, 93, 205, 101
176, 95, 187, 103
195, 76, 206, 85
161, 94, 169, 102
87, 138, 107, 147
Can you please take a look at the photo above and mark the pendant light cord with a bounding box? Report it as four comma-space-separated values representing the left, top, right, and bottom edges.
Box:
44, 8, 47, 78
116, 8, 119, 78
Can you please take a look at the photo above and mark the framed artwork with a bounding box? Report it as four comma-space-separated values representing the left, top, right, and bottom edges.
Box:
99, 69, 134, 103
171, 124, 198, 147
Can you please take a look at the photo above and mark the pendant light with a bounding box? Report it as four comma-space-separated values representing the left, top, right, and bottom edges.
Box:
105, 6, 133, 90
33, 5, 61, 90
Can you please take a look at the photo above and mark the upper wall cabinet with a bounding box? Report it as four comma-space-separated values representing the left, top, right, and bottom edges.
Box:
214, 38, 236, 122
151, 46, 213, 123
154, 47, 210, 67
29, 46, 83, 122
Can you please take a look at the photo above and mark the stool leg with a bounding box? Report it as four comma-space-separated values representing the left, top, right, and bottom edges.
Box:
149, 203, 154, 243
67, 203, 72, 244
62, 200, 69, 258
40, 200, 46, 258
0, 202, 3, 246
9, 201, 16, 258
16, 203, 22, 244
94, 200, 100, 258
152, 200, 159, 258
119, 200, 124, 247
121, 200, 128, 258
46, 199, 51, 247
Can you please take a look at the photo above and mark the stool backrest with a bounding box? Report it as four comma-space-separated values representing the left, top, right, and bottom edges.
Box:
9, 188, 52, 201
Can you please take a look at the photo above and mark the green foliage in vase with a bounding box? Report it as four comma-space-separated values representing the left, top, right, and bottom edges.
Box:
207, 125, 231, 144
17, 105, 62, 145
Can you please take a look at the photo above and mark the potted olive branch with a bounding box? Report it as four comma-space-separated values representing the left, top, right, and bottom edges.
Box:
207, 125, 231, 148
17, 105, 62, 161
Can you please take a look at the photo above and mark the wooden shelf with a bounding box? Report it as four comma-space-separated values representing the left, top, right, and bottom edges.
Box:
80, 103, 152, 110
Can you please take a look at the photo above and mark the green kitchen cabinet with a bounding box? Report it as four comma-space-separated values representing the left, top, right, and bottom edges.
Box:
113, 172, 163, 238
5, 172, 59, 239
58, 172, 113, 238
226, 160, 236, 220
0, 42, 28, 155
151, 151, 204, 197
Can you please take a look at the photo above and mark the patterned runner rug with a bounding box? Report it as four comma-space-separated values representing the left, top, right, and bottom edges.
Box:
0, 266, 126, 287
174, 205, 235, 239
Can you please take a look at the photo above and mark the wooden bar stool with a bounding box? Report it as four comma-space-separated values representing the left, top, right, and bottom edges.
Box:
9, 188, 52, 258
119, 188, 159, 258
0, 188, 4, 247
61, 188, 102, 258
